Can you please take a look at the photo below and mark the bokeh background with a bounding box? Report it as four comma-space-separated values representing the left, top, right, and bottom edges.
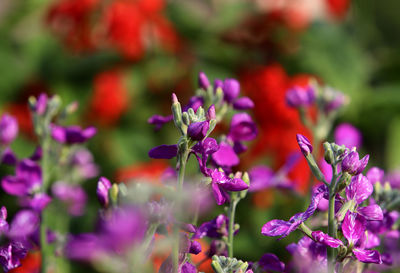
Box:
1, 0, 400, 272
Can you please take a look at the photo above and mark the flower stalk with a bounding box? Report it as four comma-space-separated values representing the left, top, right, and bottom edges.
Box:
228, 195, 239, 258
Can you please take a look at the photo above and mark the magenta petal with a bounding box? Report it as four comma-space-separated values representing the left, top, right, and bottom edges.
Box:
334, 123, 362, 149
342, 212, 365, 244
97, 177, 112, 207
211, 183, 226, 206
1, 176, 30, 196
346, 174, 373, 204
219, 178, 248, 192
353, 248, 382, 264
211, 142, 239, 167
228, 113, 257, 142
366, 167, 384, 184
296, 134, 312, 156
82, 126, 97, 140
357, 205, 383, 221
8, 210, 39, 238
148, 145, 178, 159
248, 166, 275, 192
361, 230, 380, 249
16, 159, 42, 186
261, 220, 291, 237
312, 231, 343, 248
259, 253, 285, 272
233, 97, 254, 110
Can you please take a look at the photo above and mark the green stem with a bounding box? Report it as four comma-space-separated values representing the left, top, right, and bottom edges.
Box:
327, 166, 338, 273
172, 150, 189, 273
228, 197, 238, 258
40, 138, 51, 273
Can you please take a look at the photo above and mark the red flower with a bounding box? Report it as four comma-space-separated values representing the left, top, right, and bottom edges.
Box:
241, 64, 314, 192
115, 160, 169, 184
89, 70, 129, 125
46, 0, 98, 52
326, 0, 350, 19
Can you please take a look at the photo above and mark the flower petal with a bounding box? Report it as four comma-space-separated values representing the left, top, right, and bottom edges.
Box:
346, 174, 373, 204
312, 231, 343, 248
357, 205, 383, 221
148, 145, 178, 159
353, 248, 382, 264
342, 211, 365, 245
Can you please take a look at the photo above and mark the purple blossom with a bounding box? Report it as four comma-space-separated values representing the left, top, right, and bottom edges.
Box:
52, 182, 87, 216
346, 174, 373, 205
214, 79, 223, 91
0, 114, 18, 146
311, 231, 343, 248
366, 167, 384, 184
233, 97, 254, 110
70, 148, 99, 179
258, 253, 285, 272
334, 123, 362, 149
193, 214, 236, 239
352, 248, 382, 264
1, 148, 17, 166
228, 113, 257, 142
1, 159, 42, 196
198, 71, 210, 90
148, 144, 178, 159
211, 142, 239, 168
192, 138, 219, 175
209, 169, 248, 205
29, 146, 42, 161
341, 151, 369, 175
357, 205, 383, 221
148, 115, 173, 131
342, 211, 365, 245
296, 134, 312, 156
51, 125, 96, 144
182, 96, 204, 113
97, 177, 112, 207
0, 242, 28, 272
323, 87, 347, 113
0, 207, 8, 234
187, 121, 209, 141
207, 105, 216, 120
285, 85, 315, 108
222, 79, 240, 102
262, 185, 327, 239
7, 210, 39, 239
19, 193, 51, 211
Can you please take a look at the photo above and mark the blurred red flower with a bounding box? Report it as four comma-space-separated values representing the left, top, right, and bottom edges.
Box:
115, 160, 169, 184
241, 64, 314, 193
89, 70, 129, 125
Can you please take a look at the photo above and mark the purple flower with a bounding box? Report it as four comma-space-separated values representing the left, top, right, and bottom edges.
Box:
97, 177, 112, 207
357, 205, 383, 221
323, 87, 347, 113
7, 210, 39, 239
262, 185, 327, 239
233, 97, 254, 110
222, 79, 240, 102
342, 211, 365, 245
334, 123, 362, 149
1, 148, 17, 166
210, 169, 248, 205
346, 174, 373, 205
19, 193, 51, 211
258, 253, 285, 272
188, 121, 209, 141
148, 115, 173, 131
207, 105, 216, 120
286, 86, 315, 108
366, 167, 384, 184
192, 138, 219, 175
1, 159, 42, 196
29, 146, 42, 161
183, 96, 204, 113
228, 113, 257, 142
198, 71, 210, 90
342, 151, 369, 175
70, 148, 99, 179
352, 248, 382, 264
65, 233, 101, 261
312, 231, 343, 248
52, 182, 87, 216
211, 142, 239, 168
148, 144, 178, 159
296, 134, 312, 156
0, 242, 28, 272
193, 214, 235, 239
51, 125, 96, 144
0, 114, 18, 146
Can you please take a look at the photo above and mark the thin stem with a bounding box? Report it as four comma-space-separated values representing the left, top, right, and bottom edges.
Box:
40, 137, 51, 273
172, 150, 189, 273
228, 197, 238, 258
327, 166, 338, 273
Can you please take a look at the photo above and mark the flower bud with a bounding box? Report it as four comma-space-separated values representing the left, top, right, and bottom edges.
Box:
198, 72, 210, 90
233, 97, 254, 110
296, 134, 312, 156
207, 104, 216, 120
214, 79, 223, 92
97, 177, 111, 207
110, 184, 119, 206
223, 79, 240, 103
188, 121, 209, 141
286, 86, 315, 108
